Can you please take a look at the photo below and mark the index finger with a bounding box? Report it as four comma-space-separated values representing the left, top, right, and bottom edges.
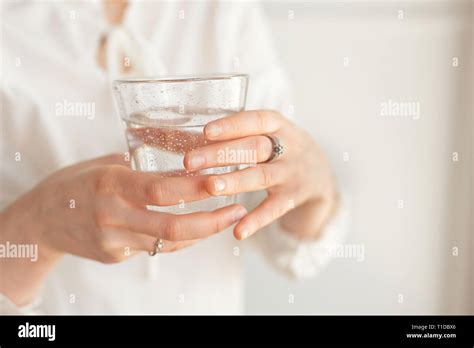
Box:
204, 110, 283, 141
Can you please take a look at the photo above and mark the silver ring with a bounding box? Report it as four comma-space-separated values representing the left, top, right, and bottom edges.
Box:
149, 238, 164, 256
263, 134, 284, 163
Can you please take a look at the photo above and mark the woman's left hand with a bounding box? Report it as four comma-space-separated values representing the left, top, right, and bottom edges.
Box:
184, 110, 339, 241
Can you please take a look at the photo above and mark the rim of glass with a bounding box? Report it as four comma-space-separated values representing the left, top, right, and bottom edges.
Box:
114, 73, 248, 85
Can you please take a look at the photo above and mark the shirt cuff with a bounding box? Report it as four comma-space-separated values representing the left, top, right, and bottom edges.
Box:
253, 192, 350, 279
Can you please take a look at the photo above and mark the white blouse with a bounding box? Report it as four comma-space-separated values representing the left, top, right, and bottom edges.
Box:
0, 0, 349, 314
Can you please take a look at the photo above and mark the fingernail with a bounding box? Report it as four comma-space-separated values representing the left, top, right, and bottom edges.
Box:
240, 228, 250, 240
205, 124, 222, 138
233, 207, 247, 223
213, 178, 226, 192
188, 155, 205, 169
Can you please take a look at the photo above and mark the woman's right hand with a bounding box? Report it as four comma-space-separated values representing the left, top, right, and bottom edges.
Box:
0, 154, 247, 306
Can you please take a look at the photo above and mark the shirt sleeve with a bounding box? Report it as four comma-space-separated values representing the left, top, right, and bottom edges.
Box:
0, 85, 45, 315
227, 2, 350, 278
249, 192, 351, 279
0, 292, 43, 315
215, 2, 294, 116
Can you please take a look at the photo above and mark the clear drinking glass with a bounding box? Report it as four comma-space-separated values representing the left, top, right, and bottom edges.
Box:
113, 74, 249, 214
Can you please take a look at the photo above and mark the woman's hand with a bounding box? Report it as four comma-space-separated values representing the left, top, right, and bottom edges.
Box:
0, 154, 247, 305
183, 110, 339, 241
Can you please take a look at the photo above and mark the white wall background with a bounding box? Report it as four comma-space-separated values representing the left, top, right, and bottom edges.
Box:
244, 0, 473, 314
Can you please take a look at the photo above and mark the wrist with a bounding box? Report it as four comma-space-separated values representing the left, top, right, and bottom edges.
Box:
280, 183, 339, 241
0, 191, 63, 306
2, 189, 62, 261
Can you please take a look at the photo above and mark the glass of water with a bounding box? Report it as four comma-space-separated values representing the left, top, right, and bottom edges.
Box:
113, 74, 249, 214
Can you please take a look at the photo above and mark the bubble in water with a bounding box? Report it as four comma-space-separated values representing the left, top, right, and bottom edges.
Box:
123, 106, 239, 214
